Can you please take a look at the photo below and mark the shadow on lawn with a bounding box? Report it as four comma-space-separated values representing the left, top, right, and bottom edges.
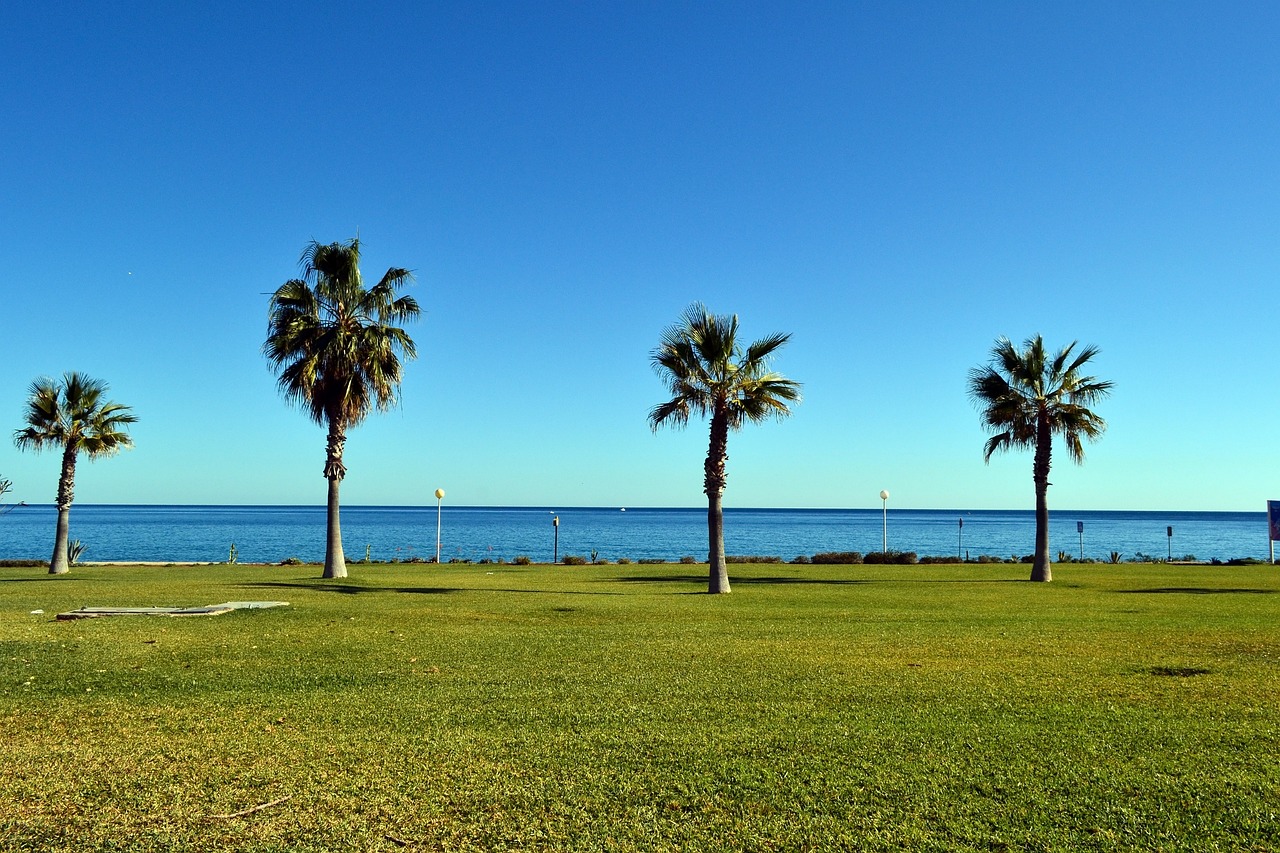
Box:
243, 581, 625, 597
1118, 587, 1276, 595
0, 577, 72, 583
612, 574, 871, 586
246, 581, 462, 596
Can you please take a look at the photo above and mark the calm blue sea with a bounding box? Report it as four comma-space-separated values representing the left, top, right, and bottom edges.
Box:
0, 504, 1272, 564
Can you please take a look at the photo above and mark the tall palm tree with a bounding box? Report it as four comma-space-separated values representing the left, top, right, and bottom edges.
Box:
13, 372, 137, 574
649, 304, 801, 594
968, 335, 1113, 582
264, 237, 419, 579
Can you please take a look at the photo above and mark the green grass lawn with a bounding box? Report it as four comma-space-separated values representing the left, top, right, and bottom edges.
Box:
1, 561, 1277, 852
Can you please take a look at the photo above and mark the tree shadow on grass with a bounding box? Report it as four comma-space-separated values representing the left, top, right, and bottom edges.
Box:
612, 574, 871, 586
245, 581, 462, 596
887, 578, 1029, 584
612, 574, 1028, 586
1117, 587, 1276, 595
243, 581, 625, 597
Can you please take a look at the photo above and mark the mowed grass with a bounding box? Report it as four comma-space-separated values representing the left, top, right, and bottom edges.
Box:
1, 561, 1277, 852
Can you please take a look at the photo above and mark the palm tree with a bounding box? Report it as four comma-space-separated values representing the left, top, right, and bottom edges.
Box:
968, 335, 1113, 582
649, 304, 801, 593
264, 237, 419, 579
13, 373, 137, 574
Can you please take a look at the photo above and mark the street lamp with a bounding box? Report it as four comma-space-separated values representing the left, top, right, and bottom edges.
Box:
880, 490, 889, 552
434, 488, 445, 564
552, 515, 560, 564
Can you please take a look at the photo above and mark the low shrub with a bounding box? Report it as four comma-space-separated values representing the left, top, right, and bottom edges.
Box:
513, 555, 532, 565
812, 551, 862, 565
726, 555, 783, 564
1227, 557, 1267, 566
790, 555, 811, 564
279, 557, 305, 566
679, 556, 699, 565
0, 559, 45, 567
562, 555, 588, 566
638, 558, 667, 564
447, 557, 472, 564
918, 555, 958, 564
616, 557, 632, 565
863, 551, 917, 565
975, 555, 1003, 564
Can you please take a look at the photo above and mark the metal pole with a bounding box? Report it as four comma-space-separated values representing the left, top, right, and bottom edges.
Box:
880, 490, 889, 553
553, 515, 559, 564
958, 517, 963, 560
434, 488, 445, 564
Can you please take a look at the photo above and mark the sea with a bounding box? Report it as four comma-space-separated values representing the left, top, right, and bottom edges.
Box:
0, 505, 1273, 565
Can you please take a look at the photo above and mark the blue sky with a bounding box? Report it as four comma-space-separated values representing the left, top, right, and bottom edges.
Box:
1, 1, 1277, 512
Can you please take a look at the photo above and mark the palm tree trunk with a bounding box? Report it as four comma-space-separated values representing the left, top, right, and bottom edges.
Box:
704, 409, 731, 594
1031, 417, 1053, 582
49, 445, 77, 574
323, 418, 348, 579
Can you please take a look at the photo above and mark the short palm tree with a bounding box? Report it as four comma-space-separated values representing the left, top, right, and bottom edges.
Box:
264, 237, 419, 579
649, 304, 801, 593
968, 335, 1113, 582
13, 372, 137, 574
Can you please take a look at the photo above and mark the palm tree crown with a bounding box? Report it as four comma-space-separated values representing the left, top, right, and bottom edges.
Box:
968, 335, 1112, 464
649, 304, 800, 440
264, 238, 420, 440
14, 372, 137, 464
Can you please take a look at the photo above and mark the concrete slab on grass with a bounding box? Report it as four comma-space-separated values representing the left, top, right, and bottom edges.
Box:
56, 601, 289, 620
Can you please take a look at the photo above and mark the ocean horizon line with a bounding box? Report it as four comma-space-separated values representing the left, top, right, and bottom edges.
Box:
8, 503, 1268, 516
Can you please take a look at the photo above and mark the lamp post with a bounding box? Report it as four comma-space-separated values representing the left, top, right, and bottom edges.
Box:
552, 515, 560, 564
434, 488, 445, 564
880, 490, 889, 552
958, 516, 964, 561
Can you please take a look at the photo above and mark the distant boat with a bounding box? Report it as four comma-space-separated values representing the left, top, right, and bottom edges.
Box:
620, 508, 626, 512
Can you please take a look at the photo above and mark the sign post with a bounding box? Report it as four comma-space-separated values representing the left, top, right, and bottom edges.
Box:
1268, 501, 1280, 564
1167, 526, 1173, 561
1077, 521, 1084, 560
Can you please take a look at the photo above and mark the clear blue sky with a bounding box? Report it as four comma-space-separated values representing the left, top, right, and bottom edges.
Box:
2, 2, 1276, 512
